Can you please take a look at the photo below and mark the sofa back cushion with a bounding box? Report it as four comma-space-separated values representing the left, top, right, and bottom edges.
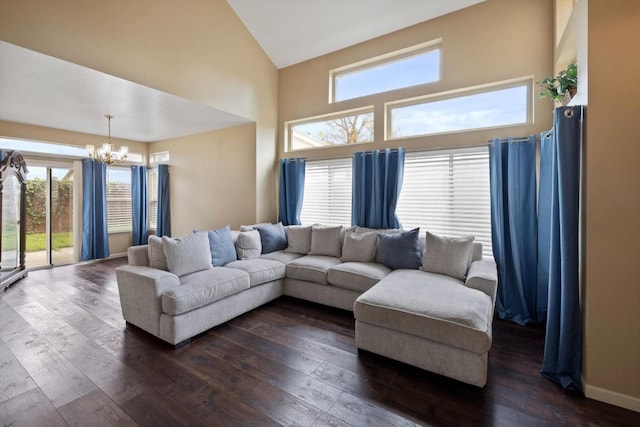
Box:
422, 231, 474, 280
309, 225, 342, 257
162, 231, 212, 276
378, 228, 422, 270
255, 222, 288, 254
284, 225, 312, 254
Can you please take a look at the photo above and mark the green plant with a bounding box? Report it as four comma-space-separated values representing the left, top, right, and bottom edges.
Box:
537, 63, 577, 103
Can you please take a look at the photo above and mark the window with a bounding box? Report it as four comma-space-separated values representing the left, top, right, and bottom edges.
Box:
387, 79, 531, 140
287, 107, 374, 152
0, 137, 145, 163
396, 148, 493, 258
148, 167, 158, 230
300, 158, 352, 226
331, 39, 441, 103
106, 166, 132, 233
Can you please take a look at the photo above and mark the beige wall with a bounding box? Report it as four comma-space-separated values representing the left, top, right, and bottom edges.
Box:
278, 0, 555, 161
0, 0, 279, 224
584, 0, 640, 410
149, 124, 258, 236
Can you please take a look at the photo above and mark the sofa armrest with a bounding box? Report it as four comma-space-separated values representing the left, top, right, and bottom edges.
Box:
465, 260, 498, 305
115, 265, 180, 337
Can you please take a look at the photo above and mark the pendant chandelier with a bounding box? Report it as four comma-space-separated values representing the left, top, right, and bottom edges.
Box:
86, 115, 128, 164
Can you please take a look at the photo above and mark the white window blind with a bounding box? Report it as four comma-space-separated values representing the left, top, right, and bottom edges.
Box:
148, 168, 158, 230
300, 158, 352, 227
396, 148, 493, 258
106, 166, 132, 233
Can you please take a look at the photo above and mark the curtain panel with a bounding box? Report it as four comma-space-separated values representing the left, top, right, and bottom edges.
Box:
539, 106, 583, 391
156, 164, 171, 237
81, 159, 110, 261
489, 136, 541, 325
352, 148, 405, 229
278, 157, 306, 226
131, 165, 148, 246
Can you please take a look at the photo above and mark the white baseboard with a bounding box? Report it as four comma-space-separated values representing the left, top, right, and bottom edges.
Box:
584, 381, 640, 413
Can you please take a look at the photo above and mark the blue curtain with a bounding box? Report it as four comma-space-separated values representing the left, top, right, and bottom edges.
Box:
540, 106, 583, 391
489, 136, 542, 325
156, 164, 171, 237
0, 150, 6, 162
278, 158, 306, 225
131, 165, 148, 246
81, 159, 110, 260
352, 148, 405, 229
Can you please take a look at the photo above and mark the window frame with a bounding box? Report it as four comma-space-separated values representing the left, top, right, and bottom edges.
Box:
285, 106, 374, 153
329, 38, 442, 104
384, 77, 533, 141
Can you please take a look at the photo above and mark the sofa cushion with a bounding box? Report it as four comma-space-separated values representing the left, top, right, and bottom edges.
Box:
422, 231, 474, 280
162, 232, 212, 277
354, 269, 493, 353
286, 255, 342, 285
260, 250, 304, 264
225, 258, 286, 287
353, 227, 402, 264
255, 222, 288, 254
162, 267, 250, 315
309, 225, 342, 258
378, 228, 422, 270
284, 225, 312, 254
235, 230, 262, 260
207, 225, 237, 266
341, 231, 377, 263
328, 262, 391, 293
148, 235, 168, 270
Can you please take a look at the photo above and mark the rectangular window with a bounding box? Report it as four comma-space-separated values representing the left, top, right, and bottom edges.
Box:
331, 39, 441, 103
300, 158, 352, 227
148, 167, 158, 230
287, 108, 373, 152
387, 79, 531, 140
106, 166, 132, 233
396, 148, 493, 258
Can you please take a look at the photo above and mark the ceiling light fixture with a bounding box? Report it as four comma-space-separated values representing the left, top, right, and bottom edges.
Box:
86, 115, 128, 164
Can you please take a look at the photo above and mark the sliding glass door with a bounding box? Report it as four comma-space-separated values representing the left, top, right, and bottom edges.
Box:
24, 164, 75, 268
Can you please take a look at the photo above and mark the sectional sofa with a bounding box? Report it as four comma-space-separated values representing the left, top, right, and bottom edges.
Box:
115, 223, 497, 387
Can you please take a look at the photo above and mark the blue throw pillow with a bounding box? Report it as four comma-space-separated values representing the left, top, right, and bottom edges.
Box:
207, 225, 237, 266
378, 228, 421, 270
255, 222, 288, 254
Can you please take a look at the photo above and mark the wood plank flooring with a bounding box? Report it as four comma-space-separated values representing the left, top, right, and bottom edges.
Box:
1, 257, 639, 426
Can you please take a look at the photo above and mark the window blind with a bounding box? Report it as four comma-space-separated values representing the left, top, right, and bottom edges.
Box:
106, 166, 132, 233
148, 168, 158, 230
300, 158, 352, 227
396, 148, 493, 258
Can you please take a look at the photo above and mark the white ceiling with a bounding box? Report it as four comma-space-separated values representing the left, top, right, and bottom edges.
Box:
0, 1, 484, 143
227, 0, 485, 69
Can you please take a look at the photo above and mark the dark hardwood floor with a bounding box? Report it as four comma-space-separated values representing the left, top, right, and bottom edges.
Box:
1, 258, 638, 427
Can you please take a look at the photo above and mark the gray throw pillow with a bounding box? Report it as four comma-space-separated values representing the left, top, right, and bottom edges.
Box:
255, 222, 288, 254
235, 230, 262, 260
207, 225, 237, 266
341, 231, 377, 263
284, 225, 312, 254
161, 231, 212, 277
309, 225, 342, 258
378, 228, 422, 270
148, 235, 168, 270
422, 231, 474, 281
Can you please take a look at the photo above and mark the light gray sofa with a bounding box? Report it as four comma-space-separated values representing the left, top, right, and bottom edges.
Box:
115, 225, 497, 387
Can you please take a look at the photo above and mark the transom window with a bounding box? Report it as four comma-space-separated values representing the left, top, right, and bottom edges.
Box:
330, 39, 441, 103
286, 107, 374, 152
387, 79, 531, 140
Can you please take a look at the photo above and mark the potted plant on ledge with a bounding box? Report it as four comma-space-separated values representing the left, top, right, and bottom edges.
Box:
537, 63, 577, 107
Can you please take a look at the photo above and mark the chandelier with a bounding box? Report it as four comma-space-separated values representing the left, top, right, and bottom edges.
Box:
86, 115, 129, 164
